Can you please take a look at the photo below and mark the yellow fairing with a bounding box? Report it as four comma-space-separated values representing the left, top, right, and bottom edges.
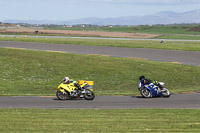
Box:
79, 80, 94, 91
80, 82, 93, 90
58, 83, 76, 92
80, 83, 87, 88
79, 80, 94, 85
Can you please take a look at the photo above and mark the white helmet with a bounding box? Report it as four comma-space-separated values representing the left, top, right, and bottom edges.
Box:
63, 77, 69, 82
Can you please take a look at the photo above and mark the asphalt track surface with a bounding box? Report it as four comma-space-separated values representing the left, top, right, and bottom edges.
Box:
0, 41, 200, 109
0, 93, 200, 109
0, 41, 200, 66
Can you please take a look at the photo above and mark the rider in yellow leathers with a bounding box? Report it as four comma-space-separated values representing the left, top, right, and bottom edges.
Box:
63, 77, 82, 90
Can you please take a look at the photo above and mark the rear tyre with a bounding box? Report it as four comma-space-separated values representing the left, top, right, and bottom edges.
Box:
84, 90, 95, 100
56, 90, 69, 100
140, 87, 152, 98
162, 88, 170, 97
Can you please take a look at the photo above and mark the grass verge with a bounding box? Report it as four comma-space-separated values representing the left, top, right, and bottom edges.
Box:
0, 37, 200, 51
0, 47, 200, 96
0, 108, 199, 132
155, 34, 200, 40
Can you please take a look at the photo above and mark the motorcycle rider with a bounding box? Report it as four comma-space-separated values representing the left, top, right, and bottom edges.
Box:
63, 77, 82, 90
63, 77, 70, 84
138, 75, 163, 89
138, 76, 152, 89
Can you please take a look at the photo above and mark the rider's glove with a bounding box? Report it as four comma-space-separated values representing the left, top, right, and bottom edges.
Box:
153, 81, 158, 84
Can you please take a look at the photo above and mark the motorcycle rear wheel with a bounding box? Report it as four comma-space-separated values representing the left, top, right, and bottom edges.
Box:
56, 90, 69, 100
84, 90, 95, 100
140, 88, 152, 98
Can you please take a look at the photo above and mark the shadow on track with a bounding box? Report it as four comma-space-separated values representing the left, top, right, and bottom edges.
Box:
53, 97, 85, 101
131, 96, 169, 99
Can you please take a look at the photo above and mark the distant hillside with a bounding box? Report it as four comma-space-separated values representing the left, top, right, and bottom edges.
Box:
3, 9, 200, 25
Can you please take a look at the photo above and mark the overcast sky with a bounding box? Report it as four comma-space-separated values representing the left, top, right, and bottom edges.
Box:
1, 0, 200, 21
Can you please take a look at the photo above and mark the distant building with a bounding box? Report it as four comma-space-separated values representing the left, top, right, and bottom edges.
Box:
65, 25, 72, 28
73, 24, 99, 28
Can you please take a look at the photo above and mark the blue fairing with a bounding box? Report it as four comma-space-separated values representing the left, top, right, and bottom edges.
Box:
147, 85, 163, 97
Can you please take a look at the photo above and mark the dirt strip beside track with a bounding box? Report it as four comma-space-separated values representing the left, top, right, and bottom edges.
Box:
0, 28, 160, 38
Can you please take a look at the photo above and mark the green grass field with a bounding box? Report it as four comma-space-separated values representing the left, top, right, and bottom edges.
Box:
45, 25, 200, 35
1, 25, 200, 40
1, 37, 200, 52
0, 28, 200, 133
0, 108, 199, 132
44, 25, 200, 40
0, 47, 199, 96
155, 34, 200, 40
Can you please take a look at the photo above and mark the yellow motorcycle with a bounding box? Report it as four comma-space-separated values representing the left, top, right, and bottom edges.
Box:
56, 81, 95, 100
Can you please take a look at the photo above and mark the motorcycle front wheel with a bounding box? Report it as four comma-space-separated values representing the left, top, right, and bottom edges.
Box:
56, 90, 69, 100
84, 90, 95, 100
162, 88, 170, 97
140, 88, 152, 98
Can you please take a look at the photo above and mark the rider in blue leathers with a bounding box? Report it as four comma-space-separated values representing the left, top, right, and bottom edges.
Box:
138, 76, 162, 90
138, 76, 152, 89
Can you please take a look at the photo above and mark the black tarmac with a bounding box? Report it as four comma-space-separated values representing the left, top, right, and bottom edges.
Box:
0, 94, 200, 109
0, 41, 200, 66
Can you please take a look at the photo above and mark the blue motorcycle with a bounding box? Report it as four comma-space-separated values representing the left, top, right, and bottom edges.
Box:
139, 82, 170, 98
